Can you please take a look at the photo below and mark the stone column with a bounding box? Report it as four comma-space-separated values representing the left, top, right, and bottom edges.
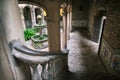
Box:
31, 5, 36, 27
62, 12, 67, 49
0, 0, 25, 43
61, 2, 68, 49
67, 4, 71, 40
47, 16, 61, 52
70, 11, 72, 32
41, 9, 45, 24
67, 12, 70, 40
19, 6, 26, 30
69, 5, 72, 40
47, 4, 61, 52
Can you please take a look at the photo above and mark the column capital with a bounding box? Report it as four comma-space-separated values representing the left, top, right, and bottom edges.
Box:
67, 4, 72, 12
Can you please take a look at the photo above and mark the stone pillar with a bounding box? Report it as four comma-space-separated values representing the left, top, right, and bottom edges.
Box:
61, 14, 65, 49
70, 11, 72, 32
62, 12, 67, 49
47, 20, 61, 52
67, 12, 70, 40
31, 5, 36, 27
63, 13, 67, 48
47, 9, 61, 52
19, 6, 26, 30
61, 2, 68, 49
0, 0, 24, 43
47, 18, 61, 52
41, 9, 45, 24
67, 4, 71, 40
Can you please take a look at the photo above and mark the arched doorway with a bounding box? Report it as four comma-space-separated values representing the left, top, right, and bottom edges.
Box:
92, 10, 106, 43
92, 10, 107, 54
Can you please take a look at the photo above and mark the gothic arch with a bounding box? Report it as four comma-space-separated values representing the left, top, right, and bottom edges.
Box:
18, 0, 49, 17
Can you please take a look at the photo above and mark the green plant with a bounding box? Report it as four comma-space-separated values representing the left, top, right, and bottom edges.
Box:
24, 28, 35, 41
33, 26, 40, 33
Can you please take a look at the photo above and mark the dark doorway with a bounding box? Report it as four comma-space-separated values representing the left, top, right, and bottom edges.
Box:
92, 10, 106, 43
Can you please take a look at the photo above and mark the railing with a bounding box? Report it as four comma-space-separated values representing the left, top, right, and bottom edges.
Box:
11, 40, 68, 80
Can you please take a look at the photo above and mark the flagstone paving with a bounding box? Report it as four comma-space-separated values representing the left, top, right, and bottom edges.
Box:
63, 28, 120, 80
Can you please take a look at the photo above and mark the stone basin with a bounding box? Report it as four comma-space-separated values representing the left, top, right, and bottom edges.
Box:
31, 34, 48, 49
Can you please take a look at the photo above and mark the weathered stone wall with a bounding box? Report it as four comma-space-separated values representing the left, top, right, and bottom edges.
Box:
72, 0, 89, 28
0, 0, 32, 80
88, 1, 97, 37
0, 19, 14, 80
103, 2, 120, 49
0, 0, 25, 43
99, 0, 120, 76
42, 55, 68, 80
88, 0, 120, 75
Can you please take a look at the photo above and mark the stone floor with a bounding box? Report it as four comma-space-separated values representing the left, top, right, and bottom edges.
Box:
63, 28, 120, 80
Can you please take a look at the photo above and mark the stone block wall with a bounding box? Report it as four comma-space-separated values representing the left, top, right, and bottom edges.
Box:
100, 39, 120, 75
99, 0, 120, 75
103, 3, 120, 49
88, 0, 99, 36
88, 0, 120, 75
